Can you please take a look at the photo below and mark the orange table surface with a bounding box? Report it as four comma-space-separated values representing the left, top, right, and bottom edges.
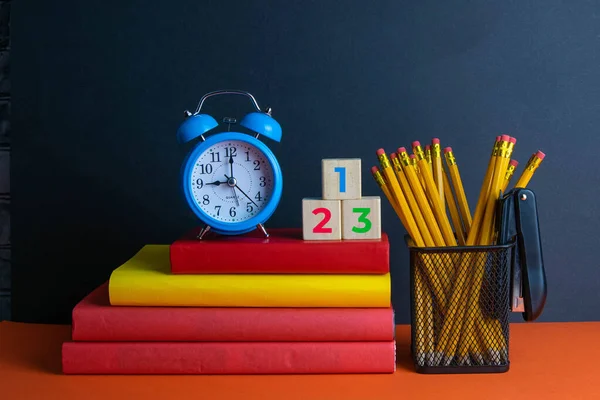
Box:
1, 321, 599, 400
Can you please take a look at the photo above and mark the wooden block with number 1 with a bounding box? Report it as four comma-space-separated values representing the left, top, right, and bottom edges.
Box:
322, 158, 362, 200
302, 198, 342, 240
342, 196, 381, 240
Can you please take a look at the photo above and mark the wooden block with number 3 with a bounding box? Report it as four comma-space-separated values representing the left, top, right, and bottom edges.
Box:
322, 158, 362, 200
342, 196, 381, 240
302, 198, 342, 240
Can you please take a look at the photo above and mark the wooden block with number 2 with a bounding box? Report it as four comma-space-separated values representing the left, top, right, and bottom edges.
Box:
302, 198, 342, 240
342, 196, 381, 240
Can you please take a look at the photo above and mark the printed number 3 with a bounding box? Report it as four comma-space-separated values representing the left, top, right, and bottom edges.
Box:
312, 207, 332, 233
334, 167, 346, 193
352, 208, 372, 233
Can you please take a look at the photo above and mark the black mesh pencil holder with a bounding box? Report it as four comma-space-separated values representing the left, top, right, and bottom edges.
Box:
406, 237, 515, 374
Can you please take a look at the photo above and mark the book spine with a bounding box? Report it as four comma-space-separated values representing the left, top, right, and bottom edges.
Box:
108, 272, 391, 308
72, 306, 395, 342
170, 239, 389, 274
62, 342, 396, 374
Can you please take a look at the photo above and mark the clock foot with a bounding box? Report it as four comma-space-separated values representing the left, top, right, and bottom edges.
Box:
257, 223, 269, 238
197, 225, 211, 240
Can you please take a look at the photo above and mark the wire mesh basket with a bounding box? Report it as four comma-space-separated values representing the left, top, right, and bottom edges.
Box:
407, 236, 515, 374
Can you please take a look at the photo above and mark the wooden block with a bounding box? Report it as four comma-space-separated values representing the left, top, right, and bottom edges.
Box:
342, 196, 381, 240
322, 158, 362, 200
302, 198, 342, 241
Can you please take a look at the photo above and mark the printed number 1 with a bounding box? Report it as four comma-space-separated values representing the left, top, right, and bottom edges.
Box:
312, 207, 333, 233
352, 208, 372, 233
334, 167, 346, 193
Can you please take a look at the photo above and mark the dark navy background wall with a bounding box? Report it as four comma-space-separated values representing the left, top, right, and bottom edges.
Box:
10, 0, 600, 324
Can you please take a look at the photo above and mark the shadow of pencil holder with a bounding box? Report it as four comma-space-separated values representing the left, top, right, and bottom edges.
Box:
405, 235, 515, 374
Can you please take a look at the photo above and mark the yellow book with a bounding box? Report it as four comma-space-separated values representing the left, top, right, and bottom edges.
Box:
109, 245, 391, 307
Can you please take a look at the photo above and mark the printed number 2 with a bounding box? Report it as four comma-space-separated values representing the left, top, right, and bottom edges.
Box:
352, 208, 372, 233
334, 167, 346, 193
312, 207, 332, 233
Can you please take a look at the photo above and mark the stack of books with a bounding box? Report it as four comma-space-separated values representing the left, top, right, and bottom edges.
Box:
62, 228, 395, 374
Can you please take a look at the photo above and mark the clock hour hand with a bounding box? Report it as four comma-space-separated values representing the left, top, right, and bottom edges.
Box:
225, 174, 259, 208
205, 180, 226, 186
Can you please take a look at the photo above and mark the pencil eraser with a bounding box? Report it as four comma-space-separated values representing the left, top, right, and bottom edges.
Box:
376, 148, 386, 156
390, 152, 397, 159
500, 134, 510, 142
509, 137, 517, 144
398, 147, 407, 154
496, 136, 501, 141
425, 144, 431, 150
444, 147, 452, 154
432, 138, 440, 145
412, 141, 421, 148
409, 154, 416, 159
510, 159, 518, 167
371, 166, 379, 174
535, 150, 546, 160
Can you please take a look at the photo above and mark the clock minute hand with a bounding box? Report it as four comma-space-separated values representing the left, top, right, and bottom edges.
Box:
225, 174, 260, 208
229, 154, 234, 178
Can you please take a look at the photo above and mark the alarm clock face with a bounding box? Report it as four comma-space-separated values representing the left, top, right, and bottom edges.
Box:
188, 139, 275, 224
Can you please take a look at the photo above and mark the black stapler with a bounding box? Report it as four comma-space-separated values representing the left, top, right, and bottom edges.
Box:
497, 188, 547, 321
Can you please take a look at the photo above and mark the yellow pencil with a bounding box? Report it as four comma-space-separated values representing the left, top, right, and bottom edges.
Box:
514, 150, 545, 188
398, 147, 445, 247
391, 153, 449, 305
390, 154, 436, 247
432, 138, 444, 207
371, 166, 406, 228
376, 149, 423, 246
412, 141, 457, 247
466, 136, 501, 242
501, 159, 519, 193
436, 136, 506, 360
425, 145, 433, 173
444, 147, 473, 233
442, 169, 466, 245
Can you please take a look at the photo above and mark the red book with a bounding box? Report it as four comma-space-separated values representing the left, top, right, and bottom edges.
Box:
169, 228, 389, 274
72, 283, 395, 342
62, 341, 396, 374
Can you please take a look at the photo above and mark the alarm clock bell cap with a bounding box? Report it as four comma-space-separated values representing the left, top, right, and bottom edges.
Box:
177, 114, 219, 144
240, 112, 282, 142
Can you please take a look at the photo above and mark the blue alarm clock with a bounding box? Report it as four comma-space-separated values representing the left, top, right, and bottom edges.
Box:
177, 90, 283, 239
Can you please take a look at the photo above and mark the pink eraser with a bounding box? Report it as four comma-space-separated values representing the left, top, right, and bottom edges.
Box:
500, 134, 510, 142
510, 159, 519, 167
390, 152, 397, 159
496, 136, 501, 141
535, 150, 546, 160
432, 138, 440, 145
371, 166, 379, 174
376, 148, 386, 156
409, 154, 416, 159
425, 144, 431, 150
444, 147, 453, 153
412, 141, 421, 148
398, 147, 407, 153
509, 137, 517, 144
